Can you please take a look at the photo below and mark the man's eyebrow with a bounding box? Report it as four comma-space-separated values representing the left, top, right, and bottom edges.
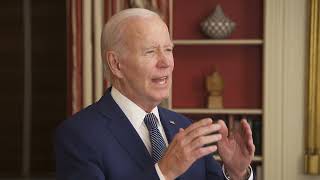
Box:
142, 42, 174, 50
142, 45, 157, 50
167, 43, 174, 48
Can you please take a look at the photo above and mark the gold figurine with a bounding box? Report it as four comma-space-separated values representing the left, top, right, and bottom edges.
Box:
206, 69, 224, 109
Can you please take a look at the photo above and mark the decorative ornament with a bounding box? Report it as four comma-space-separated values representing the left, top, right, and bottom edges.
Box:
206, 68, 224, 109
200, 4, 236, 39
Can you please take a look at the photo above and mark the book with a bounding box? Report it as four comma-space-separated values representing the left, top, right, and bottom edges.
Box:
252, 117, 262, 155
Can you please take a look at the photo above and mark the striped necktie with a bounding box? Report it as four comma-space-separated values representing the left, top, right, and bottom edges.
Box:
144, 113, 167, 163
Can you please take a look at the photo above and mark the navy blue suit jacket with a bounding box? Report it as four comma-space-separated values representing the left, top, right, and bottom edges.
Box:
55, 90, 224, 180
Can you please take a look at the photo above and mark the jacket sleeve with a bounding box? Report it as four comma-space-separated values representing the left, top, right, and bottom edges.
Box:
54, 124, 162, 180
204, 154, 226, 180
54, 125, 106, 180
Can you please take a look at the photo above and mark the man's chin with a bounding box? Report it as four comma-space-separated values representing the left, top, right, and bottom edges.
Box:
151, 94, 169, 104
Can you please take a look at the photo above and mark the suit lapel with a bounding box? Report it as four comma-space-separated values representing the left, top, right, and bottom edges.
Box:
158, 108, 179, 144
158, 108, 190, 180
96, 90, 154, 170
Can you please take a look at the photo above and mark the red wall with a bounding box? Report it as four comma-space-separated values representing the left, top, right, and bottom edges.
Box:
171, 0, 263, 109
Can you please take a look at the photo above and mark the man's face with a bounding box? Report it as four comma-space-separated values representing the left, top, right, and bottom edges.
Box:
117, 16, 174, 110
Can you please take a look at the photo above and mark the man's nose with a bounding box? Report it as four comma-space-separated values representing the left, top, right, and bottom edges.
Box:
157, 51, 171, 68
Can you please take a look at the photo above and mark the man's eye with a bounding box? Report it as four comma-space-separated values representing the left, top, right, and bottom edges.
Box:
146, 50, 155, 54
166, 48, 173, 52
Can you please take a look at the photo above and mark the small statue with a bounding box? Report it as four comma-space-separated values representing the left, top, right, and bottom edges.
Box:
206, 69, 224, 109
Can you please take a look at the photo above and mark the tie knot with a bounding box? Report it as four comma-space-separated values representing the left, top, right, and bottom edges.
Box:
144, 113, 158, 130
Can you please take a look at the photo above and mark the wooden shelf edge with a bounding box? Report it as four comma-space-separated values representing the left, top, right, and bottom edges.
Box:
213, 155, 263, 162
172, 108, 263, 115
173, 39, 264, 45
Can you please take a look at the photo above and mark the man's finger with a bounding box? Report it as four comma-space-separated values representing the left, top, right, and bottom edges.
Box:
183, 118, 213, 135
191, 145, 217, 161
217, 120, 228, 138
240, 120, 255, 155
170, 128, 186, 147
189, 133, 222, 150
240, 120, 254, 146
183, 123, 221, 146
241, 119, 252, 137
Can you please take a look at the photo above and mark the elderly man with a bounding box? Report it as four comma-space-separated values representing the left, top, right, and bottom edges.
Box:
55, 8, 255, 180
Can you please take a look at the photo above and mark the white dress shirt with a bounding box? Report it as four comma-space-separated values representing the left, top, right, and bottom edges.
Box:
111, 88, 167, 179
111, 87, 253, 180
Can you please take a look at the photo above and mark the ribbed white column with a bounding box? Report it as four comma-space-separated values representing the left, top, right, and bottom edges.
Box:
94, 0, 104, 101
264, 0, 285, 179
82, 0, 93, 107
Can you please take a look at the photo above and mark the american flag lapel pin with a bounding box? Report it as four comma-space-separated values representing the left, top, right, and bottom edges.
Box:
169, 120, 175, 125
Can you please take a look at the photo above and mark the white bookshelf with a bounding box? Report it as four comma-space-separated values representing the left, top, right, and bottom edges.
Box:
213, 155, 263, 162
173, 39, 264, 45
173, 108, 263, 115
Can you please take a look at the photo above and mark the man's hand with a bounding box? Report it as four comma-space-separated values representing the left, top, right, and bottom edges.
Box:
217, 119, 255, 180
158, 118, 221, 180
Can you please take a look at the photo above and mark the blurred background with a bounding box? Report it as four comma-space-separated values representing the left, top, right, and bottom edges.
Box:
0, 0, 66, 178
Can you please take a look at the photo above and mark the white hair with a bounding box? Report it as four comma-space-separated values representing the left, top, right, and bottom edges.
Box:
101, 8, 159, 59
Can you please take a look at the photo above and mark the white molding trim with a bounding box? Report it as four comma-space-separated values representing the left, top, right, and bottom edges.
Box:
281, 0, 313, 179
93, 0, 104, 101
82, 0, 93, 107
264, 0, 316, 180
264, 0, 285, 179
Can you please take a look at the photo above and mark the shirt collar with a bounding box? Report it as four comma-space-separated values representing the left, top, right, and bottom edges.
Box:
111, 87, 161, 130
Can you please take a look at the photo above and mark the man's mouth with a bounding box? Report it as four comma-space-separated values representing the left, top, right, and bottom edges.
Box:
152, 76, 168, 85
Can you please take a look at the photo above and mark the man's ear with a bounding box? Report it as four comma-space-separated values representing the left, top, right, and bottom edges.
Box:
106, 51, 123, 78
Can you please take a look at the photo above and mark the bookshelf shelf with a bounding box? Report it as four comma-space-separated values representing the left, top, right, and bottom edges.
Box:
173, 108, 263, 115
173, 39, 263, 45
